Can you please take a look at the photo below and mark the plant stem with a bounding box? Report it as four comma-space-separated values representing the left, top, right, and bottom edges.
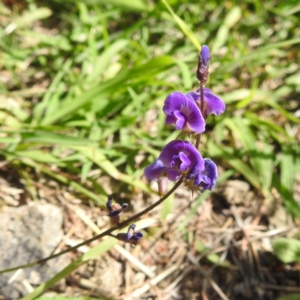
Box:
0, 179, 183, 275
195, 81, 205, 149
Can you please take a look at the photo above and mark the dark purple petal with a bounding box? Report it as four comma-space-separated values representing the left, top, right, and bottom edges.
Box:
192, 159, 217, 190
173, 110, 187, 130
186, 158, 218, 191
131, 231, 143, 242
166, 115, 176, 125
204, 91, 226, 116
159, 140, 204, 174
201, 45, 210, 66
167, 169, 181, 181
126, 224, 136, 241
163, 91, 205, 134
179, 152, 191, 172
144, 158, 180, 182
144, 159, 166, 181
193, 173, 208, 186
116, 224, 143, 244
186, 91, 200, 103
108, 210, 122, 217
202, 158, 218, 190
186, 89, 225, 116
108, 203, 128, 217
106, 196, 128, 218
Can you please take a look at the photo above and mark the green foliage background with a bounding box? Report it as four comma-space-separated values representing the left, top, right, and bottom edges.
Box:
1, 0, 300, 298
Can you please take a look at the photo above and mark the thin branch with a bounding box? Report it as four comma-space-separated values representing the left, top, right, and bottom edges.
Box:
0, 179, 183, 275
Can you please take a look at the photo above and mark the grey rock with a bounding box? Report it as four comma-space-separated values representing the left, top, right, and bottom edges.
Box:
0, 203, 68, 299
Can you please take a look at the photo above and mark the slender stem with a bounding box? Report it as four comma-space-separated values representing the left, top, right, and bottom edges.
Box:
0, 179, 183, 275
195, 134, 201, 149
200, 81, 204, 114
195, 81, 205, 149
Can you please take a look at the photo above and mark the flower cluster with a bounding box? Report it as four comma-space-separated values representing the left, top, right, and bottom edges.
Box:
106, 196, 143, 245
107, 45, 225, 246
144, 45, 225, 194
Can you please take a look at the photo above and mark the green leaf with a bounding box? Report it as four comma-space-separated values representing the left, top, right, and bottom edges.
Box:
70, 0, 151, 12
22, 238, 118, 300
9, 7, 52, 31
70, 146, 152, 193
208, 140, 261, 190
41, 56, 174, 126
161, 0, 201, 50
272, 175, 300, 219
212, 6, 242, 52
196, 240, 231, 267
20, 132, 98, 146
217, 38, 300, 73
86, 39, 130, 82
272, 238, 300, 263
174, 59, 193, 89
13, 150, 60, 163
277, 294, 300, 300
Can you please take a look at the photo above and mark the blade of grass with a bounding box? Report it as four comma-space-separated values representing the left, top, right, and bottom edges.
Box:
161, 0, 201, 50
70, 145, 153, 193
21, 219, 153, 299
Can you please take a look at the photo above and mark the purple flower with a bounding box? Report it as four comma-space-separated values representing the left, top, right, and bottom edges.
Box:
144, 159, 177, 181
144, 140, 204, 182
187, 158, 218, 191
106, 196, 128, 223
187, 88, 225, 118
163, 91, 205, 134
116, 224, 143, 244
200, 45, 210, 66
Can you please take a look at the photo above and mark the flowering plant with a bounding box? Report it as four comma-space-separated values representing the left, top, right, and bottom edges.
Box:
0, 45, 225, 275
144, 45, 224, 196
109, 44, 225, 244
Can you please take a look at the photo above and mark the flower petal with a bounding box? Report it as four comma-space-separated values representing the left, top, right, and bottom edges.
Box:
163, 92, 205, 134
186, 89, 225, 116
131, 231, 143, 242
144, 158, 180, 181
159, 140, 204, 174
204, 91, 226, 116
167, 170, 181, 181
126, 224, 136, 241
179, 152, 191, 172
144, 159, 166, 181
202, 158, 218, 190
173, 110, 186, 130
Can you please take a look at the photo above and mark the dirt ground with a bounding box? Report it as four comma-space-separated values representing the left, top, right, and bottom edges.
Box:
1, 165, 300, 300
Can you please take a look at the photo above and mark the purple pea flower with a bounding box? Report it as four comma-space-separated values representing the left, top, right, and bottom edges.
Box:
187, 158, 218, 191
187, 88, 225, 118
163, 91, 205, 134
106, 195, 128, 223
116, 224, 143, 245
144, 140, 205, 182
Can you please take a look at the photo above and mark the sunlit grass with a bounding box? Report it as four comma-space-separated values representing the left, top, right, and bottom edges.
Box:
1, 0, 300, 298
